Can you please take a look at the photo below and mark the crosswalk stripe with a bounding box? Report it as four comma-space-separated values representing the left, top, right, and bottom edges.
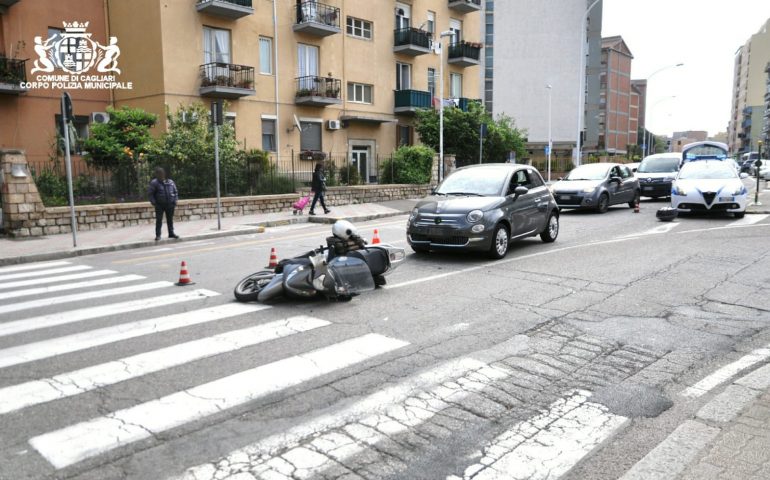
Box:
0, 301, 264, 369
0, 316, 330, 415
0, 270, 117, 291
726, 213, 768, 227
0, 289, 220, 338
451, 390, 627, 480
0, 265, 91, 282
681, 345, 770, 398
0, 281, 173, 316
0, 260, 71, 274
0, 274, 145, 301
30, 333, 409, 469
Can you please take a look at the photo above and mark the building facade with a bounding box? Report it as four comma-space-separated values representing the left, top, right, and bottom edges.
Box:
595, 36, 638, 155
764, 61, 770, 148
0, 0, 483, 181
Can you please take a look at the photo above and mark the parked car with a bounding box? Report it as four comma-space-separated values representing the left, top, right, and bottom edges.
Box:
740, 159, 755, 174
636, 153, 682, 199
406, 164, 559, 259
550, 163, 641, 213
671, 160, 749, 218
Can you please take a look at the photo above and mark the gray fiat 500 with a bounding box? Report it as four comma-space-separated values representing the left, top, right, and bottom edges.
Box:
407, 164, 560, 259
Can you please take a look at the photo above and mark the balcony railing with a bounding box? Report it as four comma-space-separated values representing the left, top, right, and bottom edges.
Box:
457, 97, 481, 112
295, 75, 342, 106
447, 41, 481, 67
196, 0, 253, 19
0, 56, 27, 95
293, 1, 341, 37
393, 27, 432, 56
448, 0, 482, 13
394, 89, 431, 114
199, 62, 255, 99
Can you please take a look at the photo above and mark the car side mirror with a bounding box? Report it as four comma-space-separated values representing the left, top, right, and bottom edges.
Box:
557, 177, 563, 181
610, 176, 622, 183
430, 187, 437, 195
512, 186, 529, 198
740, 172, 749, 179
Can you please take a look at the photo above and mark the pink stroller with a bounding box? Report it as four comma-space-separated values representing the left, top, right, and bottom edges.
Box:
292, 195, 311, 215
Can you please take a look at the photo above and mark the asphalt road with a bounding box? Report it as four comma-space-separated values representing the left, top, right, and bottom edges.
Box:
1, 196, 770, 480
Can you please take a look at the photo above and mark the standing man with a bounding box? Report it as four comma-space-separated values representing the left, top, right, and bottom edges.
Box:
309, 162, 331, 215
148, 167, 180, 241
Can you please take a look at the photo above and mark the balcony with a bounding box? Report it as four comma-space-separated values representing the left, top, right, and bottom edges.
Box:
394, 89, 431, 114
0, 0, 19, 13
394, 28, 432, 56
295, 76, 342, 107
448, 0, 481, 13
0, 57, 27, 95
457, 97, 481, 112
196, 0, 253, 19
447, 41, 481, 67
293, 1, 341, 37
199, 63, 255, 99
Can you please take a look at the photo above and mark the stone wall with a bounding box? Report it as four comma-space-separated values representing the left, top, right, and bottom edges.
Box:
0, 149, 47, 236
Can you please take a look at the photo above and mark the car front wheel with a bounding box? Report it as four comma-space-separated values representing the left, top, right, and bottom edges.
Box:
488, 224, 510, 259
734, 212, 745, 219
540, 213, 559, 243
628, 190, 641, 209
597, 193, 610, 213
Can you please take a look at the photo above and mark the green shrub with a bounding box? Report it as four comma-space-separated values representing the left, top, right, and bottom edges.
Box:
337, 164, 362, 185
380, 145, 434, 184
33, 169, 68, 206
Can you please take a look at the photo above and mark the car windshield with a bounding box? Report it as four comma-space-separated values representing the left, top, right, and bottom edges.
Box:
435, 167, 509, 196
565, 164, 611, 181
638, 157, 680, 173
679, 162, 738, 180
683, 145, 728, 161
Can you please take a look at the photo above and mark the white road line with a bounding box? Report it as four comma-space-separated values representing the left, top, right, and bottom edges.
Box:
680, 346, 770, 398
30, 334, 409, 469
0, 289, 219, 338
726, 213, 768, 226
132, 247, 174, 254
0, 260, 71, 273
0, 316, 330, 415
452, 390, 626, 480
0, 281, 173, 316
0, 265, 91, 282
0, 301, 262, 369
0, 274, 145, 301
0, 270, 117, 291
620, 222, 680, 238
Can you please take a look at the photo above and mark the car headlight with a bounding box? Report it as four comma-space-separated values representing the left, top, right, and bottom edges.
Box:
409, 208, 418, 222
467, 209, 484, 223
582, 187, 596, 193
664, 176, 676, 182
673, 184, 687, 196
731, 185, 747, 196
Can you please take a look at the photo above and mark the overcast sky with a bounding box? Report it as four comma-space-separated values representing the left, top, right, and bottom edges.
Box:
602, 0, 770, 137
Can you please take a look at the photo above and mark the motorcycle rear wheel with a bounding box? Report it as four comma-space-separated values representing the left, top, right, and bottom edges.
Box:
234, 271, 276, 302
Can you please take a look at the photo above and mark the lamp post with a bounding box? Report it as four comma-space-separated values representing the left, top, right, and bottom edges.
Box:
546, 84, 553, 182
643, 63, 684, 156
438, 30, 453, 183
574, 0, 601, 167
757, 140, 764, 203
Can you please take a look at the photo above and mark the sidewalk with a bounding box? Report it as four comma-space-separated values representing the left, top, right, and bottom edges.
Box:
745, 179, 770, 214
0, 199, 417, 266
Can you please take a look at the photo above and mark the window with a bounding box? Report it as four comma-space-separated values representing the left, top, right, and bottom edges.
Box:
347, 82, 373, 104
259, 37, 273, 74
346, 17, 372, 39
449, 19, 462, 44
203, 26, 231, 64
397, 125, 413, 147
261, 119, 276, 151
426, 11, 435, 35
297, 43, 319, 77
395, 2, 410, 29
396, 63, 411, 90
300, 121, 322, 151
428, 68, 436, 98
55, 114, 89, 155
450, 73, 462, 98
527, 169, 545, 187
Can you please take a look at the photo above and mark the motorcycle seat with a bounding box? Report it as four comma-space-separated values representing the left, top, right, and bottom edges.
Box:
347, 249, 388, 276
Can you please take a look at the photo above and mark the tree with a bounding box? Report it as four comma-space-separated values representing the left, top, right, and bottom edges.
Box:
380, 145, 434, 184
414, 102, 527, 166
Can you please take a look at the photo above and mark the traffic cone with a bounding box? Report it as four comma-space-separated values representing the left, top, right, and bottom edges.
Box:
372, 229, 381, 245
176, 261, 195, 286
634, 201, 640, 213
266, 247, 278, 269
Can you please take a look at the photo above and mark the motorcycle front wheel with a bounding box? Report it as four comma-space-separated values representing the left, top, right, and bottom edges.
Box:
234, 271, 276, 302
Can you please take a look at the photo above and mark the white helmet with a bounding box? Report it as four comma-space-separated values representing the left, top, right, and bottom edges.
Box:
332, 220, 358, 240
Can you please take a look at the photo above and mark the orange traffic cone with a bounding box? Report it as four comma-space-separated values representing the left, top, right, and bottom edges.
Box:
176, 261, 195, 286
267, 247, 278, 268
372, 229, 381, 245
634, 201, 640, 213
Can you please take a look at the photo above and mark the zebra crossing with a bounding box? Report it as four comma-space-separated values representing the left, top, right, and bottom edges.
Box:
0, 259, 673, 480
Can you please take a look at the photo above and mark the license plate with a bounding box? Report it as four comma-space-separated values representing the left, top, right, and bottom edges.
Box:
718, 196, 735, 201
643, 187, 654, 191
559, 195, 572, 201
426, 227, 448, 236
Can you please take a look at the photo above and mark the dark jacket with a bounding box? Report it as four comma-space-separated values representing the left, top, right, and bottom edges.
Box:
311, 170, 326, 192
148, 178, 179, 206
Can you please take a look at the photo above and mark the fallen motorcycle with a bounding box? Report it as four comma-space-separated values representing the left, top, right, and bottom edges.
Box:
234, 220, 405, 303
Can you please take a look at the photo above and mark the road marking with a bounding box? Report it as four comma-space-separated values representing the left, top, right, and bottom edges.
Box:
0, 281, 173, 316
620, 223, 680, 238
0, 316, 330, 415
680, 346, 770, 398
0, 289, 220, 338
132, 247, 174, 254
30, 334, 409, 469
452, 390, 626, 480
0, 274, 144, 300
0, 260, 71, 273
618, 420, 720, 480
0, 265, 91, 282
0, 270, 117, 291
696, 384, 761, 423
0, 300, 260, 369
726, 213, 768, 226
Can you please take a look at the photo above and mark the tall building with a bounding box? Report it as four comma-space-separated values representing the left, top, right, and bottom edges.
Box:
595, 36, 638, 155
631, 79, 647, 129
486, 0, 603, 162
728, 18, 770, 155
0, 0, 483, 180
764, 61, 770, 148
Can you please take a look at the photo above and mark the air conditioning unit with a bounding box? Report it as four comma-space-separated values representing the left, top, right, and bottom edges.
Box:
91, 112, 110, 124
181, 111, 199, 124
327, 120, 341, 130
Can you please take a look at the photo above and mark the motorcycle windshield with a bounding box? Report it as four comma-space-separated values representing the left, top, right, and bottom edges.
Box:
327, 256, 375, 296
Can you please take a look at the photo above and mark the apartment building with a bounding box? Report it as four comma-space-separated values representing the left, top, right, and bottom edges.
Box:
764, 61, 770, 147
595, 36, 638, 155
728, 18, 770, 155
0, 0, 483, 181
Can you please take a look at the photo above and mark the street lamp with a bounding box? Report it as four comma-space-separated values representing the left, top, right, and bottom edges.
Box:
546, 84, 553, 182
754, 140, 763, 205
643, 63, 684, 156
574, 0, 601, 167
438, 30, 453, 183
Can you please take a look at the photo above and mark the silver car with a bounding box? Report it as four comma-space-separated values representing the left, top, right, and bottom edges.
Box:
407, 164, 559, 259
551, 163, 641, 213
